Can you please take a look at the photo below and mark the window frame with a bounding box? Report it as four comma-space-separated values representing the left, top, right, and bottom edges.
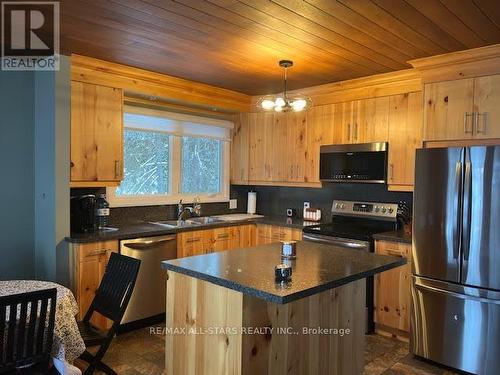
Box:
107, 107, 231, 207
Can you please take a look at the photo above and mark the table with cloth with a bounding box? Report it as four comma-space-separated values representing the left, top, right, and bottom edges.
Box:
0, 280, 86, 375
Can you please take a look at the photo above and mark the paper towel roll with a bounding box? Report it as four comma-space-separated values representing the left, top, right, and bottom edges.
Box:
247, 192, 257, 214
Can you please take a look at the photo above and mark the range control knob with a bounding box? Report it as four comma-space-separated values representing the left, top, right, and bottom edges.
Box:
374, 206, 380, 213
388, 208, 394, 214
381, 207, 387, 213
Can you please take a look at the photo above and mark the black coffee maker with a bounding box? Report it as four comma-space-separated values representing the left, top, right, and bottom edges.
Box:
70, 195, 96, 233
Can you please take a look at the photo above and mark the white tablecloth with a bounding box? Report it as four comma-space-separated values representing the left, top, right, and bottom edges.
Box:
1, 280, 85, 374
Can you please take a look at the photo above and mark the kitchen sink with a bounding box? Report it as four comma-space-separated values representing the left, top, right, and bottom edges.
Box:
149, 220, 200, 228
149, 216, 224, 228
186, 216, 224, 225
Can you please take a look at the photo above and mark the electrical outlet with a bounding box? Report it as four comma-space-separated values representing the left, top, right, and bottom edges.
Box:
303, 201, 310, 209
229, 199, 237, 210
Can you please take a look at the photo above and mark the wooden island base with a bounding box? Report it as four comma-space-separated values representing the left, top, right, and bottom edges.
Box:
166, 271, 365, 375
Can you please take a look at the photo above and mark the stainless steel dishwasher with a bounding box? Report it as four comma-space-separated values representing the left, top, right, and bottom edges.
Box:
120, 235, 176, 324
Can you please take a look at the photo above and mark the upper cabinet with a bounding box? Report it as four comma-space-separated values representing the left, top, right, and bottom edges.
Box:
388, 92, 423, 190
424, 74, 500, 142
424, 79, 475, 141
230, 113, 250, 184
473, 75, 500, 139
70, 81, 124, 187
232, 92, 422, 191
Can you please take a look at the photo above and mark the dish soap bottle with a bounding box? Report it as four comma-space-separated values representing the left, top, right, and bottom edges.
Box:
96, 194, 110, 229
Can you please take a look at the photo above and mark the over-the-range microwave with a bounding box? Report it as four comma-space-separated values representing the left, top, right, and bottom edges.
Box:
319, 142, 388, 183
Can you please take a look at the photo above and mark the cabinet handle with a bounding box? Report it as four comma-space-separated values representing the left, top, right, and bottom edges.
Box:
475, 112, 487, 135
217, 233, 229, 239
186, 237, 201, 243
463, 112, 474, 134
385, 249, 404, 258
389, 163, 394, 181
87, 249, 109, 257
347, 124, 351, 141
114, 160, 121, 179
354, 123, 358, 141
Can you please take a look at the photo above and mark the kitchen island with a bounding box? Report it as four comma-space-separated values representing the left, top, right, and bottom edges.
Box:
161, 241, 405, 375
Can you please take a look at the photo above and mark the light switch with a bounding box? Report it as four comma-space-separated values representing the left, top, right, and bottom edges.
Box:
229, 199, 237, 210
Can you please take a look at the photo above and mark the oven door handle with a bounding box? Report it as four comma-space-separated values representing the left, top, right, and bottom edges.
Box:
302, 233, 369, 250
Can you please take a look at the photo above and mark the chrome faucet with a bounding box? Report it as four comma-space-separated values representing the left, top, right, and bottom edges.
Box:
193, 196, 202, 216
177, 197, 202, 221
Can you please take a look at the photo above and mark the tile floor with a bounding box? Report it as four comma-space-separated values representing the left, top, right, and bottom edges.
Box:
82, 326, 459, 375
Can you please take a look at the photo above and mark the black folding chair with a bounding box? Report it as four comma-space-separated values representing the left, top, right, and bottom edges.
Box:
0, 288, 57, 374
77, 252, 140, 375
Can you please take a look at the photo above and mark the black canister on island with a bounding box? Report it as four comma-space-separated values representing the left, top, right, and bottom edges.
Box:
96, 194, 110, 229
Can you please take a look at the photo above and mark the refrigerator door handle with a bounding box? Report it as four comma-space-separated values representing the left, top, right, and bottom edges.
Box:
462, 157, 472, 263
454, 161, 463, 260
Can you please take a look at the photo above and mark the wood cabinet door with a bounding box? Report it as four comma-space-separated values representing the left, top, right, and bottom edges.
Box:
285, 112, 308, 182
230, 113, 250, 184
71, 81, 123, 182
423, 79, 474, 141
177, 230, 210, 257
333, 101, 356, 144
473, 74, 500, 139
211, 227, 235, 252
374, 241, 411, 333
388, 92, 423, 189
356, 97, 389, 143
256, 224, 273, 245
239, 224, 256, 247
270, 113, 288, 181
76, 240, 118, 329
248, 112, 274, 181
305, 104, 336, 183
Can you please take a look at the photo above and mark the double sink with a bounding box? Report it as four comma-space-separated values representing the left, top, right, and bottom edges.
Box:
149, 216, 225, 229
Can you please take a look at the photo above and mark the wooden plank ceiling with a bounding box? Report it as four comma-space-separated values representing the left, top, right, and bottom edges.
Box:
60, 0, 500, 95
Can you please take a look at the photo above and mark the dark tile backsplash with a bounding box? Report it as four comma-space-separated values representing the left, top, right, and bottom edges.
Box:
70, 187, 246, 226
230, 184, 412, 221
71, 183, 411, 225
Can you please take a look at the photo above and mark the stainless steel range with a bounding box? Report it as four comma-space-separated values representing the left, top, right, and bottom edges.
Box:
303, 199, 399, 333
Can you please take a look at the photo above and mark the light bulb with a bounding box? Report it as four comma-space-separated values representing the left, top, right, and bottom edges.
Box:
274, 97, 285, 107
291, 99, 307, 112
261, 99, 275, 110
274, 105, 283, 112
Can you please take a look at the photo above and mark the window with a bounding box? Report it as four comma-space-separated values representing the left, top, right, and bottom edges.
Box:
108, 106, 232, 207
116, 129, 170, 196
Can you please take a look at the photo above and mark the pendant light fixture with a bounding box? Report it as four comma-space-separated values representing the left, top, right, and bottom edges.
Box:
257, 60, 312, 112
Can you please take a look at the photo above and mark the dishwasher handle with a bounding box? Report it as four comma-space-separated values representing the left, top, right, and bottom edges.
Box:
122, 235, 176, 250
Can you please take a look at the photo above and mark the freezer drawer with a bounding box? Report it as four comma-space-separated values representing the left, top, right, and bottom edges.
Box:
411, 276, 500, 375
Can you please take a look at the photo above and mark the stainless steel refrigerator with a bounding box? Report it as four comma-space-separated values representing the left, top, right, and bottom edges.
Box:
412, 146, 500, 375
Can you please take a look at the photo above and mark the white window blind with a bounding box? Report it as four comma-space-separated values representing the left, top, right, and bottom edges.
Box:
124, 106, 233, 141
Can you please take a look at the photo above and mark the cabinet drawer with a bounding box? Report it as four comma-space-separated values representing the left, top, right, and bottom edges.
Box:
77, 240, 119, 262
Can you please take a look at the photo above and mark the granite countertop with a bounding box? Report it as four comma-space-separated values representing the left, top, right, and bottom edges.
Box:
161, 241, 406, 304
372, 229, 412, 244
66, 215, 323, 243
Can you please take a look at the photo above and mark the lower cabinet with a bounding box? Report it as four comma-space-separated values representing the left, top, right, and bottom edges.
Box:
70, 240, 118, 330
256, 224, 303, 245
374, 240, 412, 337
177, 224, 256, 258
